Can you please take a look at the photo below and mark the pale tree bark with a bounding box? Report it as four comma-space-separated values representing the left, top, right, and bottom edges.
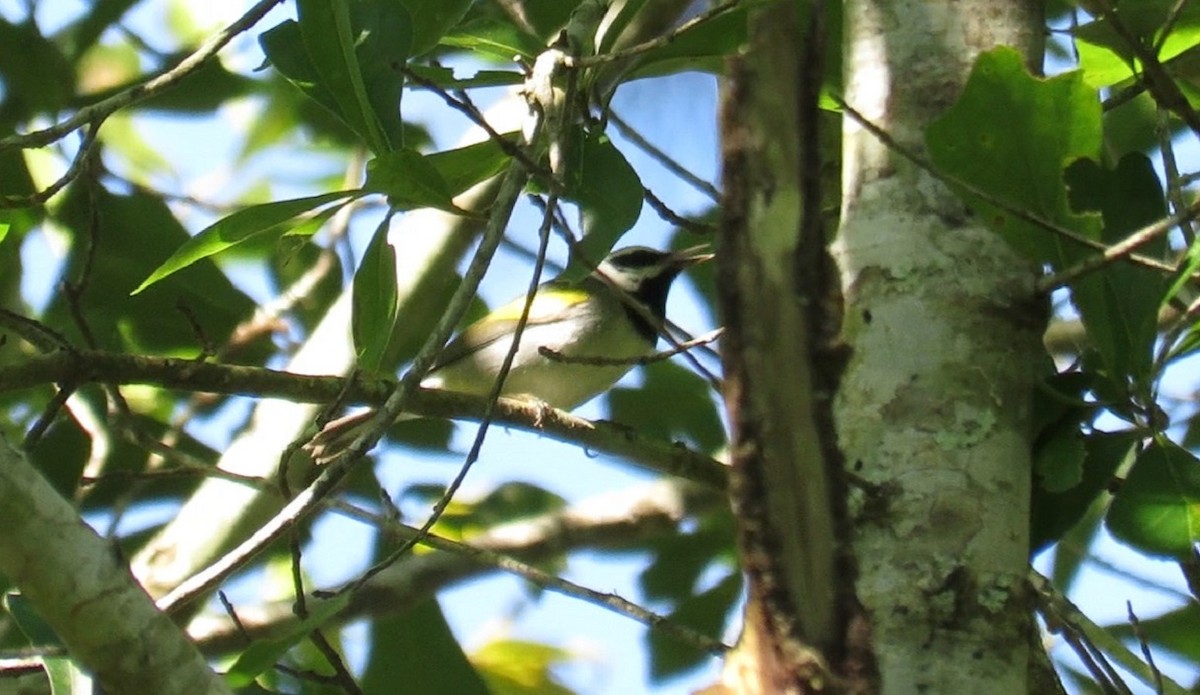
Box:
837, 0, 1043, 691
0, 439, 231, 694
718, 0, 1045, 693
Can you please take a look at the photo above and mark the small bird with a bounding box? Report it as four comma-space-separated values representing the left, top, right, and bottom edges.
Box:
307, 245, 712, 461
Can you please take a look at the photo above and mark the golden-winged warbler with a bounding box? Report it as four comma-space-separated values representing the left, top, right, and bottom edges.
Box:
307, 245, 711, 461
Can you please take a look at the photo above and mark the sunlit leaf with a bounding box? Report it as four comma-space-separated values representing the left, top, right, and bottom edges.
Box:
1107, 439, 1200, 558
133, 191, 358, 295
364, 148, 468, 212
426, 135, 515, 194
223, 594, 350, 688
441, 15, 545, 61
472, 639, 575, 695
927, 47, 1103, 266
261, 0, 412, 151
296, 0, 392, 153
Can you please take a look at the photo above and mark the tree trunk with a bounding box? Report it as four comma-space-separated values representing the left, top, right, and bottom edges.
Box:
718, 1, 1046, 692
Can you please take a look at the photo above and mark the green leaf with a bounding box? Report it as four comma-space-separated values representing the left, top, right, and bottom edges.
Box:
647, 572, 738, 682
1031, 430, 1135, 554
1106, 602, 1200, 664
1073, 2, 1200, 89
405, 63, 526, 89
560, 131, 644, 278
1033, 426, 1086, 494
350, 0, 415, 149
1107, 439, 1200, 558
0, 19, 75, 119
490, 0, 582, 44
132, 191, 357, 295
61, 0, 138, 59
426, 135, 515, 194
608, 360, 724, 454
364, 148, 473, 212
472, 639, 575, 695
1049, 505, 1102, 592
223, 594, 350, 688
639, 519, 736, 602
458, 481, 566, 529
352, 215, 400, 374
623, 3, 750, 78
400, 0, 473, 57
261, 1, 412, 152
259, 20, 342, 122
5, 592, 63, 646
926, 47, 1103, 266
1062, 154, 1169, 382
441, 15, 545, 61
4, 592, 83, 694
361, 598, 489, 694
296, 0, 391, 152
137, 56, 254, 113
51, 187, 260, 356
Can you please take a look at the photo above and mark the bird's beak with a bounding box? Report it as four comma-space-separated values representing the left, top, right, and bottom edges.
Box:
670, 245, 715, 268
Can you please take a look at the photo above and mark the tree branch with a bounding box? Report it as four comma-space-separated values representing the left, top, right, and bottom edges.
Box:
189, 480, 726, 655
0, 0, 284, 153
0, 347, 726, 486
0, 439, 231, 694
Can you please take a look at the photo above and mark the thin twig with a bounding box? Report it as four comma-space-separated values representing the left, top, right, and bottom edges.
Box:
566, 1, 742, 69
835, 93, 1178, 277
1036, 200, 1199, 292
289, 536, 362, 695
216, 592, 252, 645
644, 187, 717, 235
0, 120, 106, 208
1156, 106, 1195, 248
609, 110, 720, 201
22, 386, 74, 449
157, 112, 537, 615
1154, 0, 1191, 54
1089, 0, 1200, 138
347, 191, 561, 593
1126, 602, 1165, 695
540, 328, 723, 366
399, 64, 550, 182
1030, 570, 1189, 694
0, 0, 285, 152
0, 308, 74, 352
342, 507, 731, 656
1102, 81, 1147, 112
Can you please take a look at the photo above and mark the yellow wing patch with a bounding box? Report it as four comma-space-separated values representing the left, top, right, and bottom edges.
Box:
488, 288, 589, 323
